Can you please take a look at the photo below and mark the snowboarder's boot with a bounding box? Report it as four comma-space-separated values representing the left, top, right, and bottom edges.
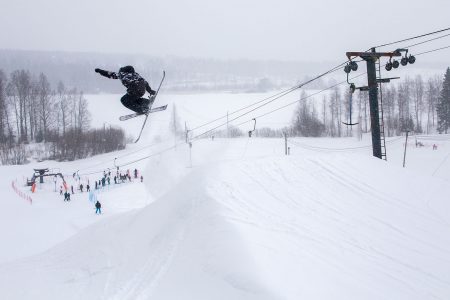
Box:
140, 96, 155, 115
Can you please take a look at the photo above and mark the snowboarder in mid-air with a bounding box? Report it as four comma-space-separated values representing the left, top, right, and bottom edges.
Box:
95, 66, 156, 114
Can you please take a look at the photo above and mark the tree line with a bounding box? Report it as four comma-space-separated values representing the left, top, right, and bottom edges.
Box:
0, 49, 335, 94
292, 68, 450, 137
0, 69, 126, 164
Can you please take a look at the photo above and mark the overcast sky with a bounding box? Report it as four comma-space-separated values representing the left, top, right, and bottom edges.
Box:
0, 0, 449, 62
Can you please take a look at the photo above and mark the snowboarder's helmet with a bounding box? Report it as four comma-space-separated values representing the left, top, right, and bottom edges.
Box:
119, 66, 135, 73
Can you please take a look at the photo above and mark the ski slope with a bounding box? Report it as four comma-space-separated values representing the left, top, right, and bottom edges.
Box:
1, 93, 450, 299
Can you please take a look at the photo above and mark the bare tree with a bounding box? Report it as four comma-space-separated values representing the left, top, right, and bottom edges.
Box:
329, 87, 342, 137
383, 85, 396, 136
9, 70, 32, 142
397, 77, 413, 132
0, 70, 8, 143
358, 90, 369, 133
76, 92, 91, 133
36, 73, 54, 142
322, 95, 327, 135
56, 81, 69, 136
412, 75, 424, 133
425, 76, 442, 133
67, 88, 78, 131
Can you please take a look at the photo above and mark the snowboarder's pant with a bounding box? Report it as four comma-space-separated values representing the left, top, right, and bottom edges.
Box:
121, 94, 151, 113
96, 207, 101, 214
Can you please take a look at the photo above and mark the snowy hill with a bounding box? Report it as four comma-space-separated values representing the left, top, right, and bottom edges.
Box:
1, 96, 450, 299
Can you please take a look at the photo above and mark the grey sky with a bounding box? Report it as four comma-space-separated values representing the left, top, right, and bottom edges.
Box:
0, 0, 449, 62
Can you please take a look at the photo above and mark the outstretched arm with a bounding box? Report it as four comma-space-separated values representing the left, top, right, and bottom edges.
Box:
95, 68, 118, 79
146, 82, 156, 95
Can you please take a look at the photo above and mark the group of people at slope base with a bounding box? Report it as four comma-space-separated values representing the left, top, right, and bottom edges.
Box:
58, 168, 144, 214
59, 168, 144, 196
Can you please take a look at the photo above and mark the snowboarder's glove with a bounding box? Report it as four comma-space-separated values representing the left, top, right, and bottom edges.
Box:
95, 68, 109, 76
149, 89, 156, 96
95, 68, 116, 79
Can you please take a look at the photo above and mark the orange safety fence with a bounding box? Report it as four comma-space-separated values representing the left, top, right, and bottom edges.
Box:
11, 180, 33, 204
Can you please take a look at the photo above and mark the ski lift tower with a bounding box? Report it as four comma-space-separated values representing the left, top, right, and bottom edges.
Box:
345, 48, 401, 159
34, 168, 50, 184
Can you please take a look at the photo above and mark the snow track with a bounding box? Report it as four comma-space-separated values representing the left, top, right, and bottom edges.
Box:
1, 138, 450, 299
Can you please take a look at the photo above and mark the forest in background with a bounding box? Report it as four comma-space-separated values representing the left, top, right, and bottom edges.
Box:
1, 49, 449, 165
290, 71, 449, 138
0, 69, 126, 165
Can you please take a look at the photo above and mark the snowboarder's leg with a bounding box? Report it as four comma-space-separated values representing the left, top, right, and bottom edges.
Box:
121, 94, 152, 114
135, 97, 154, 114
121, 94, 141, 113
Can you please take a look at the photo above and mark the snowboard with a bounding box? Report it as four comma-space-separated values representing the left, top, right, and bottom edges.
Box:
119, 104, 168, 121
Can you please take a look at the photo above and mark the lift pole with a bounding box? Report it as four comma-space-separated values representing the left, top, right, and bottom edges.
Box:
366, 50, 382, 158
346, 49, 401, 159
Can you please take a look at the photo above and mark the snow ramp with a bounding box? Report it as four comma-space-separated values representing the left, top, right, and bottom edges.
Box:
1, 145, 450, 300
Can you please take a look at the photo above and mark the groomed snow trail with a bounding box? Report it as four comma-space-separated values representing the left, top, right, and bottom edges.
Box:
1, 138, 450, 299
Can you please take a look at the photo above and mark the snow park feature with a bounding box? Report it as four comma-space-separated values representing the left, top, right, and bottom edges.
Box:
2, 87, 450, 299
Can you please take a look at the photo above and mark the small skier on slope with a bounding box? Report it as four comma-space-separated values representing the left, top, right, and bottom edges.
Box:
95, 200, 102, 214
95, 66, 156, 114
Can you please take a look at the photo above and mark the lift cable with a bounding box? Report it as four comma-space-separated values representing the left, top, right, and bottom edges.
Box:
370, 27, 450, 50
76, 43, 450, 176
188, 61, 350, 132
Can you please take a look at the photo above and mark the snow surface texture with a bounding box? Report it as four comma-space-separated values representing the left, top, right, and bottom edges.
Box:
1, 92, 450, 299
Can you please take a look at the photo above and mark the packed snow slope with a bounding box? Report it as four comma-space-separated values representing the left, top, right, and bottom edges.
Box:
1, 135, 450, 299
1, 93, 450, 299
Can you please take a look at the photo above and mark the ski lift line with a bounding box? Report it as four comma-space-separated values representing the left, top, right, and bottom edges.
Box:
415, 45, 450, 56
114, 138, 173, 160
189, 62, 356, 140
190, 87, 301, 140
116, 145, 179, 168
233, 42, 449, 131
189, 60, 350, 133
233, 73, 368, 129
370, 27, 450, 50
77, 143, 183, 176
403, 33, 450, 49
73, 140, 169, 174
189, 86, 298, 132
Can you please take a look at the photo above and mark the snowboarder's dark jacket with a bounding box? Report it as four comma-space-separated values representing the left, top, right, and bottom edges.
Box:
95, 66, 155, 97
95, 201, 101, 209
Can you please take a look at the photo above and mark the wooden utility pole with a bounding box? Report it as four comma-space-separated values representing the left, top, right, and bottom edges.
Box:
346, 49, 401, 159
